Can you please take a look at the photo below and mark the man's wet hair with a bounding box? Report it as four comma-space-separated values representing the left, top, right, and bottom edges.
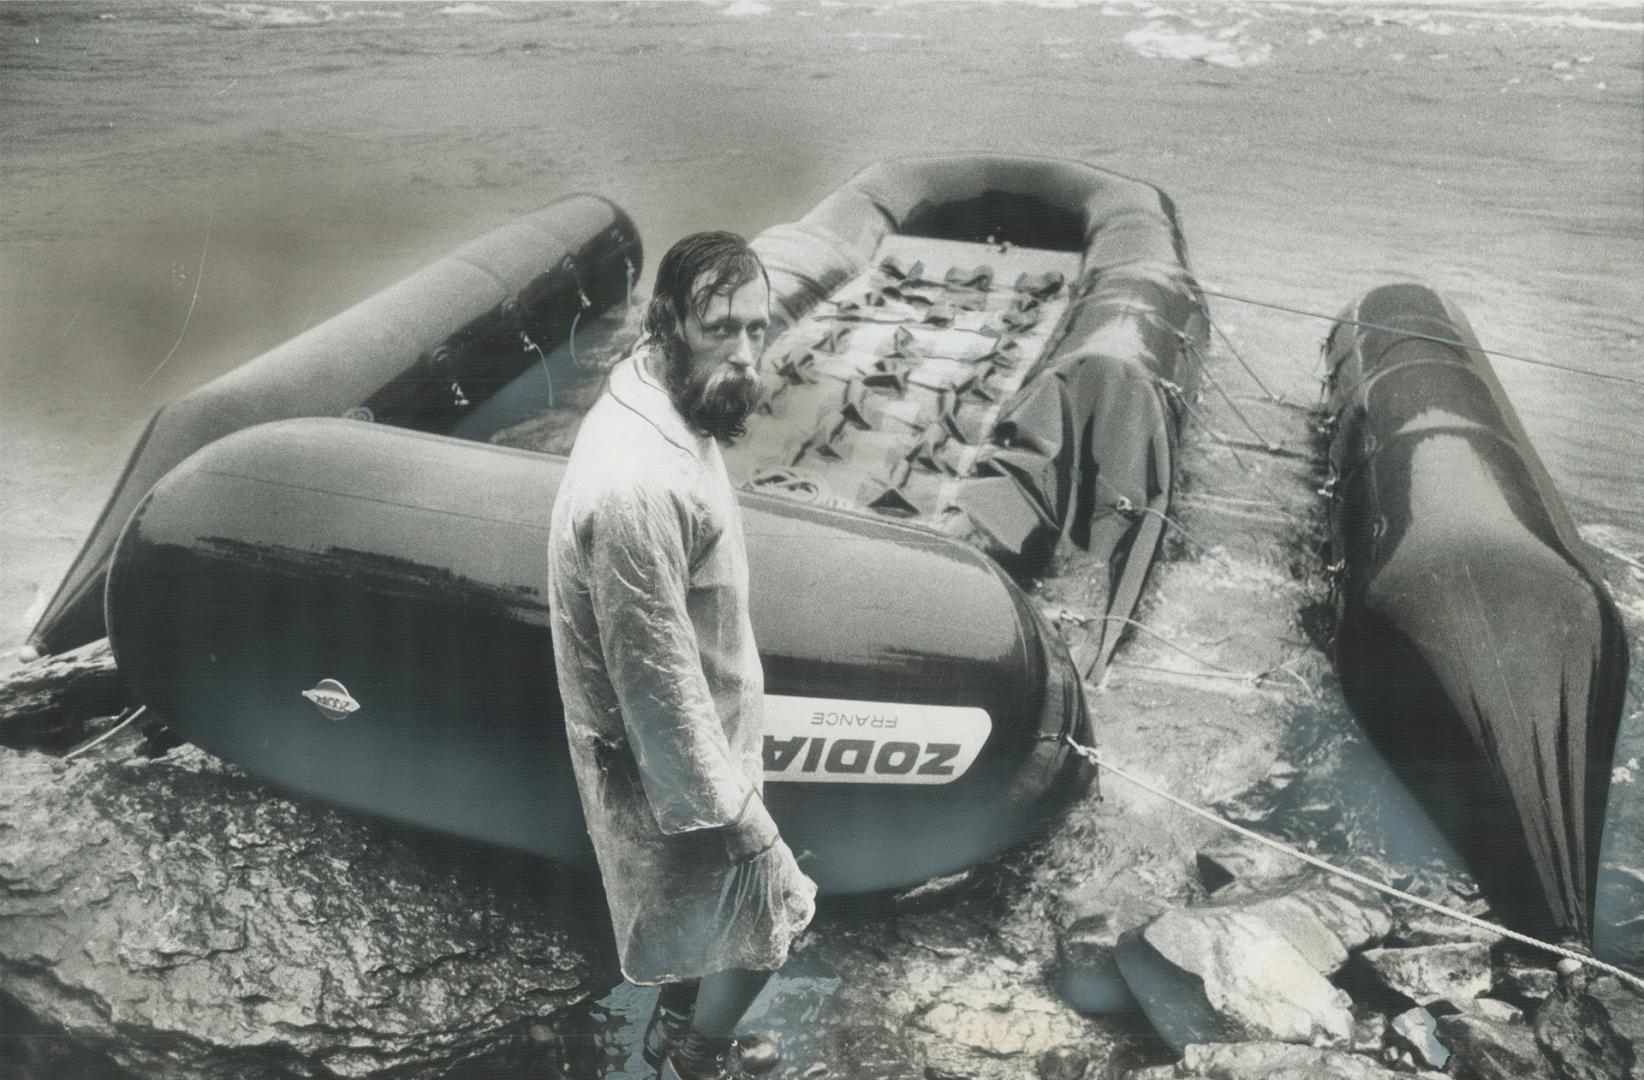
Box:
642, 231, 770, 346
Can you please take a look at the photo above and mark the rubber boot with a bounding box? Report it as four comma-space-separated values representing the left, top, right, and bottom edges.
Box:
641, 1000, 693, 1068
659, 1029, 736, 1079
732, 1032, 780, 1074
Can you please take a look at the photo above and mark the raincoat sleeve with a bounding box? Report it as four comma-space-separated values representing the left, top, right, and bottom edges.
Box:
583, 481, 758, 836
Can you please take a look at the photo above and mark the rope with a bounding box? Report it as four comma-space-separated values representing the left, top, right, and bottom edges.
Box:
1199, 287, 1644, 390
1154, 379, 1303, 514
140, 203, 216, 389
1136, 504, 1233, 571
64, 706, 146, 762
529, 339, 555, 409
1090, 614, 1242, 676
1182, 339, 1283, 452
1207, 318, 1285, 405
1064, 737, 1644, 992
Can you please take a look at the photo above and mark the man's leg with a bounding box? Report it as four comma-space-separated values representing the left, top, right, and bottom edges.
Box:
664, 968, 775, 1078
689, 968, 771, 1038
643, 979, 701, 1066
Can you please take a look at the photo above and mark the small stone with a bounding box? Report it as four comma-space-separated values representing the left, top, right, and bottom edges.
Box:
1436, 1013, 1548, 1080
1360, 943, 1492, 1008
1352, 1012, 1387, 1054
1556, 957, 1582, 977
1036, 1044, 1089, 1080
1458, 997, 1523, 1024
1495, 965, 1556, 1005
1389, 1007, 1449, 1070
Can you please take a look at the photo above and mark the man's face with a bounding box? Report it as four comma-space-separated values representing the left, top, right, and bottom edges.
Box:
667, 275, 770, 441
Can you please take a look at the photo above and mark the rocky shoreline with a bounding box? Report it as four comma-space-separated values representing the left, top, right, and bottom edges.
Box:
2, 645, 1638, 1080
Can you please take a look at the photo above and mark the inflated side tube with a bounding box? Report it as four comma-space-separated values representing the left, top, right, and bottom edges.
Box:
1323, 283, 1629, 940
748, 154, 1207, 674
105, 419, 1095, 896
30, 196, 640, 656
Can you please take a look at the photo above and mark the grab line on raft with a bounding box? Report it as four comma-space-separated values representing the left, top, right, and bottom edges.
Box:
1198, 287, 1644, 390
1064, 736, 1644, 994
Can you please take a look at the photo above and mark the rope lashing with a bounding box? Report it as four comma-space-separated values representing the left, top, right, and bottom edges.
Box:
1155, 377, 1303, 513
528, 338, 555, 409
1181, 337, 1284, 452
1063, 737, 1644, 994
1198, 286, 1644, 390
569, 288, 592, 368
1113, 494, 1233, 571
1206, 317, 1286, 405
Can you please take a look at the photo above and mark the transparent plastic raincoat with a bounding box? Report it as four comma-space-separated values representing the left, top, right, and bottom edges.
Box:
547, 349, 817, 984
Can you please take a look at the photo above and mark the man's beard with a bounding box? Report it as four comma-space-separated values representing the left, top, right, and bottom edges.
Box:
661, 338, 760, 442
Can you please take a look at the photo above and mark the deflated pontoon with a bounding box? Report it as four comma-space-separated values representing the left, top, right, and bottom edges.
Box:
1323, 283, 1629, 940
28, 195, 640, 656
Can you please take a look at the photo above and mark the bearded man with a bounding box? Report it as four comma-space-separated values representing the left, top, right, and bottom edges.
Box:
547, 232, 817, 1080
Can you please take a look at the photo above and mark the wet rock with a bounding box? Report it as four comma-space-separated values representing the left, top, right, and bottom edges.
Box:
1435, 1012, 1547, 1080
1358, 943, 1491, 1009
1386, 913, 1502, 949
1172, 1040, 1445, 1078
892, 869, 979, 910
1351, 1012, 1387, 1054
1195, 833, 1308, 896
1532, 974, 1642, 1080
0, 639, 132, 752
1456, 996, 1523, 1024
1237, 878, 1391, 973
1388, 1007, 1449, 1070
1494, 964, 1557, 1006
0, 745, 611, 1080
1114, 908, 1354, 1051
1055, 912, 1137, 1014
1035, 1044, 1089, 1080
912, 982, 1084, 1059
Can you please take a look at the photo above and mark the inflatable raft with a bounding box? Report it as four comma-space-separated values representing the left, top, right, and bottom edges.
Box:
1323, 283, 1629, 940
84, 154, 1206, 890
106, 419, 1093, 894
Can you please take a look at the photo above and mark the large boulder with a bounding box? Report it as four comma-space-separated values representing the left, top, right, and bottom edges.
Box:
0, 743, 615, 1080
1533, 974, 1643, 1080
1234, 879, 1391, 973
0, 641, 131, 753
1356, 943, 1492, 1010
1435, 1012, 1549, 1080
1114, 908, 1354, 1052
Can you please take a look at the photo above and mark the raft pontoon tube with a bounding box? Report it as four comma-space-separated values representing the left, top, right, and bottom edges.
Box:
1322, 283, 1629, 940
730, 155, 1208, 675
106, 419, 1095, 895
29, 195, 640, 656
